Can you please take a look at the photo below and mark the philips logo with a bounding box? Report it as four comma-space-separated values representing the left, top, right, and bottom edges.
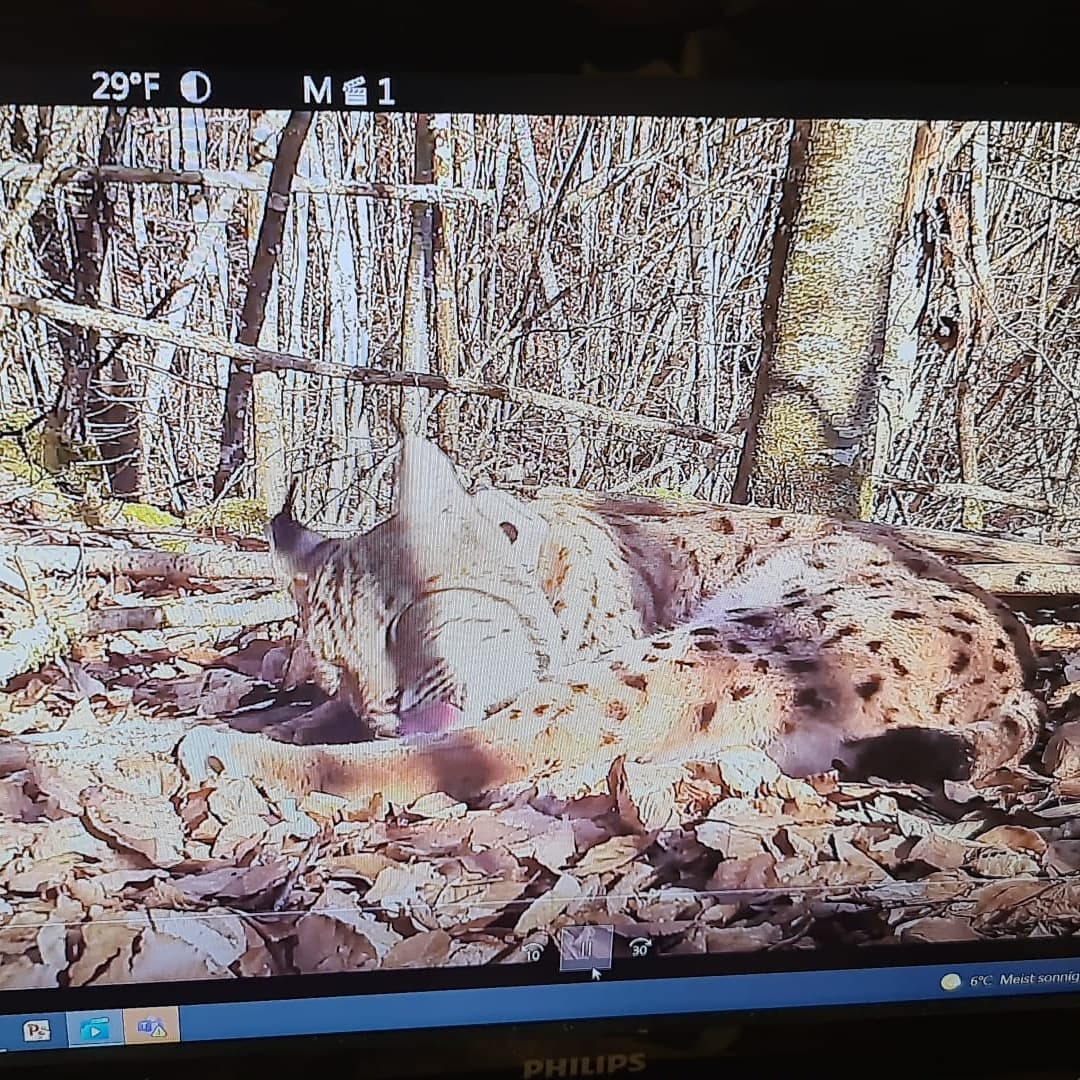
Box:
522, 1053, 648, 1077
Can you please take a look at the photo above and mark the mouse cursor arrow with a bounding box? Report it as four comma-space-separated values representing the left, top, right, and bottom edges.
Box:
591, 968, 602, 981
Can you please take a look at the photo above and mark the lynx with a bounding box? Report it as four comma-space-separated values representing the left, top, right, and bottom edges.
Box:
265, 435, 1041, 801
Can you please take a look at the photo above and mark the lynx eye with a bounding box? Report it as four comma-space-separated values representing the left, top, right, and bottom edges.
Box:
499, 521, 519, 543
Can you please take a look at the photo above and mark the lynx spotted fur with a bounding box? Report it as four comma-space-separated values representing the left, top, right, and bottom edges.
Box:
267, 436, 1041, 796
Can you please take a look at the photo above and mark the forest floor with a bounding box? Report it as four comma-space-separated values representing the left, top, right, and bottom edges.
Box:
3, 518, 1080, 989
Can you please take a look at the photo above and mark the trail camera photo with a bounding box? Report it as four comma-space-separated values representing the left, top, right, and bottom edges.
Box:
0, 108, 1079, 990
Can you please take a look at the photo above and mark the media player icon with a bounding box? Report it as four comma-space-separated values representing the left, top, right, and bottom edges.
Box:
67, 1009, 124, 1048
79, 1017, 110, 1043
558, 924, 614, 974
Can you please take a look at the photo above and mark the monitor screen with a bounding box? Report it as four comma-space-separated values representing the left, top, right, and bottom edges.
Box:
1, 67, 1079, 1065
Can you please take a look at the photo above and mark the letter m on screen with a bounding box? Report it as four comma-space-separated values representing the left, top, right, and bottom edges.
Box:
303, 75, 332, 104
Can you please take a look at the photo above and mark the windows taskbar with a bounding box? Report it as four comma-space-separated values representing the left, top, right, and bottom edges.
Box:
3, 954, 1080, 1055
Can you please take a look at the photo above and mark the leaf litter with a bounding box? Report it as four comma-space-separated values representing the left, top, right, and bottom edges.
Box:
2, 546, 1080, 988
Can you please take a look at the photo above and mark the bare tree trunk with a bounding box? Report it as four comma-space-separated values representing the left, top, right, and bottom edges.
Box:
348, 116, 377, 527
431, 113, 463, 452
957, 121, 993, 531
214, 110, 312, 499
869, 121, 944, 512
733, 119, 919, 518
25, 108, 127, 486
306, 114, 349, 514
512, 116, 588, 484
83, 109, 141, 495
248, 114, 290, 515
730, 120, 808, 505
138, 113, 238, 503
398, 113, 435, 434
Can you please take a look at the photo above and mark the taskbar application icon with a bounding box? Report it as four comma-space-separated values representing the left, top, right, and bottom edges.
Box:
21, 1019, 52, 1044
0, 1013, 66, 1053
66, 1010, 125, 1048
123, 1006, 181, 1045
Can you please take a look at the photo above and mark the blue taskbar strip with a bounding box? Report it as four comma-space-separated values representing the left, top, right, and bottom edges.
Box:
4, 956, 1080, 1053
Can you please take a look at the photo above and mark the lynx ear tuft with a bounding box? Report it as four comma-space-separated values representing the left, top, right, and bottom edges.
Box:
269, 480, 325, 568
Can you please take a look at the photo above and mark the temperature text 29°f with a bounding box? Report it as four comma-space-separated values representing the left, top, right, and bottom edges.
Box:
91, 71, 161, 103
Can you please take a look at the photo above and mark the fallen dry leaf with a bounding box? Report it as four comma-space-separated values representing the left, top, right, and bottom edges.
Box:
1045, 839, 1080, 874
69, 918, 144, 985
2, 853, 83, 894
81, 785, 186, 867
1045, 722, 1080, 778
408, 792, 467, 819
898, 916, 981, 943
300, 791, 349, 822
695, 820, 767, 859
977, 824, 1047, 855
571, 834, 654, 877
383, 928, 453, 969
364, 861, 445, 915
207, 777, 271, 822
712, 747, 782, 797
327, 852, 398, 882
609, 757, 680, 833
515, 873, 583, 935
508, 817, 576, 874
703, 924, 783, 952
171, 860, 291, 904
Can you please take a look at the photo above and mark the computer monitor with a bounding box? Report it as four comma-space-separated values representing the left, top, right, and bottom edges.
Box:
0, 63, 1078, 1074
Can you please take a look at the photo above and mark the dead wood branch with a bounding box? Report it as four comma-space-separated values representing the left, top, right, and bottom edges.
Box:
555, 488, 1080, 568
0, 293, 741, 449
0, 162, 496, 208
1031, 623, 1080, 651
86, 591, 294, 635
880, 474, 1052, 514
0, 586, 292, 684
9, 546, 277, 581
961, 563, 1080, 595
888, 524, 1080, 567
16, 541, 1075, 596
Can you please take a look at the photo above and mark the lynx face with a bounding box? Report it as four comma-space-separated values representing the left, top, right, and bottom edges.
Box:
271, 436, 569, 736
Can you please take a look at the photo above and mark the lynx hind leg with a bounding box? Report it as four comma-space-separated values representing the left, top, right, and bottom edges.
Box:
836, 685, 1041, 788
962, 689, 1043, 779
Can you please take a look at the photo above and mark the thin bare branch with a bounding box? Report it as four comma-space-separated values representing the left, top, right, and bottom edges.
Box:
0, 162, 496, 207
880, 474, 1052, 514
0, 292, 742, 449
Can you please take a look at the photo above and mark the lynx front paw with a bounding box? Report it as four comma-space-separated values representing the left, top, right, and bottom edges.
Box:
262, 698, 373, 746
